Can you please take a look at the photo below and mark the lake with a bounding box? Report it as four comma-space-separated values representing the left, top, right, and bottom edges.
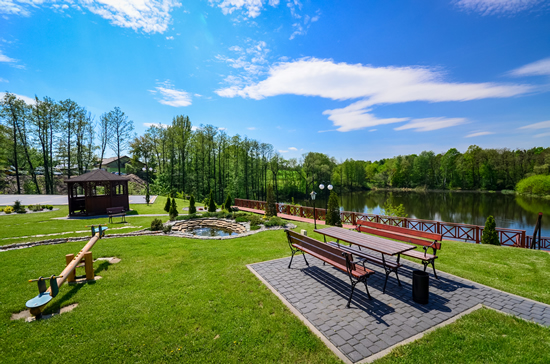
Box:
298, 190, 549, 238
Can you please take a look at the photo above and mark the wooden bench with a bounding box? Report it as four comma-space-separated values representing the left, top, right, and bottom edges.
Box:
285, 229, 375, 308
356, 220, 442, 279
106, 207, 126, 223
326, 241, 401, 293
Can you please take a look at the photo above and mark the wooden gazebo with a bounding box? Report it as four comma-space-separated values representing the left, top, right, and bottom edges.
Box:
65, 169, 130, 216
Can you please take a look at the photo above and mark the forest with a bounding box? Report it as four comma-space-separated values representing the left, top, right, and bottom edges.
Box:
1, 92, 549, 203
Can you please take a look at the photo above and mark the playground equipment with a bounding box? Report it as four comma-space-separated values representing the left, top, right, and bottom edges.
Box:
25, 225, 108, 318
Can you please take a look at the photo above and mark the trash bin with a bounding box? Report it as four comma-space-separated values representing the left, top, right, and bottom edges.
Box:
412, 270, 429, 304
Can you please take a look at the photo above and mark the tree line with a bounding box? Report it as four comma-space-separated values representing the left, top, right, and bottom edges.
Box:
1, 92, 549, 202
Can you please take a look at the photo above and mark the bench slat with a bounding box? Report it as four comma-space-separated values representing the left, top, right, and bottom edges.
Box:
357, 226, 441, 250
326, 242, 400, 269
358, 220, 442, 241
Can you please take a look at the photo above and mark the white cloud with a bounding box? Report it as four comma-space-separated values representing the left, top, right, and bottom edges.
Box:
191, 125, 201, 131
395, 117, 467, 132
166, 36, 174, 40
149, 80, 192, 107
0, 92, 36, 104
218, 127, 226, 131
453, 0, 542, 15
510, 58, 550, 77
143, 122, 169, 128
0, 50, 17, 63
278, 149, 288, 153
465, 131, 495, 138
519, 120, 550, 129
0, 1, 181, 33
288, 146, 297, 151
290, 9, 320, 40
217, 58, 532, 132
369, 129, 377, 132
535, 132, 550, 138
210, 0, 276, 18
247, 127, 256, 130
0, 78, 8, 82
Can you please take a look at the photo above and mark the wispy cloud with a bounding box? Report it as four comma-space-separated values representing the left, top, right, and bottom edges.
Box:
0, 1, 181, 33
247, 127, 256, 130
369, 129, 377, 132
395, 117, 467, 132
465, 131, 494, 138
278, 149, 289, 153
288, 146, 297, 151
209, 0, 278, 18
0, 50, 17, 63
290, 9, 320, 40
149, 80, 192, 107
510, 58, 550, 77
144, 122, 170, 128
0, 78, 8, 82
217, 58, 531, 132
453, 0, 543, 15
519, 120, 550, 129
0, 92, 36, 104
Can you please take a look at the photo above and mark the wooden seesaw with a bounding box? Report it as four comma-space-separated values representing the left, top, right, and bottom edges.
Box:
25, 224, 108, 318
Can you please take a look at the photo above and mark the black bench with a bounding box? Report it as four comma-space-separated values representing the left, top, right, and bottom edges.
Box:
326, 241, 401, 293
106, 207, 126, 223
357, 220, 442, 279
286, 229, 375, 308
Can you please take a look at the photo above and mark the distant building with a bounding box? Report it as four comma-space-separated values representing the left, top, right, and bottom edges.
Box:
101, 156, 143, 175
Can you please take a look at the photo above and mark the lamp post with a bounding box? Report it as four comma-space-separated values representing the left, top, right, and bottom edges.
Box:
310, 190, 317, 229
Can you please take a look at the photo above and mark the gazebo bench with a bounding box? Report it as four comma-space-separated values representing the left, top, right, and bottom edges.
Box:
356, 220, 442, 279
107, 207, 126, 223
286, 229, 374, 308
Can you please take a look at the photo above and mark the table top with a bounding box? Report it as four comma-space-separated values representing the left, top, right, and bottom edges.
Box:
314, 226, 416, 256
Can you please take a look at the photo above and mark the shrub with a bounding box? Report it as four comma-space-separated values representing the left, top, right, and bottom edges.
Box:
235, 216, 248, 223
164, 197, 171, 213
163, 225, 172, 234
45, 205, 53, 210
224, 193, 232, 211
264, 216, 285, 227
150, 218, 163, 231
326, 191, 342, 227
176, 213, 198, 221
208, 190, 217, 213
381, 201, 408, 218
169, 198, 178, 220
3, 206, 14, 214
481, 216, 500, 246
28, 204, 43, 212
189, 195, 196, 214
265, 185, 277, 217
516, 175, 550, 196
250, 225, 261, 231
12, 200, 24, 213
248, 214, 263, 226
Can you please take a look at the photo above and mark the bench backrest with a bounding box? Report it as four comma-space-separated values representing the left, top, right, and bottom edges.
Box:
285, 229, 353, 269
357, 220, 442, 250
106, 207, 124, 214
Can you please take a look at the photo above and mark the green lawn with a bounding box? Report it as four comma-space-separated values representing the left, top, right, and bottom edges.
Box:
374, 308, 550, 364
129, 195, 203, 215
1, 214, 550, 363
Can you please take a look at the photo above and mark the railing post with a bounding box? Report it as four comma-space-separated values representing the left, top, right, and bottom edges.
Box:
352, 213, 356, 225
475, 226, 480, 244
521, 231, 526, 248
300, 206, 303, 218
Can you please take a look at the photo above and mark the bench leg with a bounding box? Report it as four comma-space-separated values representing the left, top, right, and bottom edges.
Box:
431, 261, 439, 280
302, 252, 309, 267
288, 251, 295, 269
383, 271, 390, 294
363, 280, 372, 300
346, 281, 358, 308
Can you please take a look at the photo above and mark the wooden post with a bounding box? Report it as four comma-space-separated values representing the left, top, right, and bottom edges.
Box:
84, 251, 94, 281
66, 254, 76, 282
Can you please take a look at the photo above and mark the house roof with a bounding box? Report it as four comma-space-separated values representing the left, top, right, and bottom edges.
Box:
102, 156, 130, 166
65, 169, 129, 183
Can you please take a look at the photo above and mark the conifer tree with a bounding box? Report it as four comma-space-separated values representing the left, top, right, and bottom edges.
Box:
169, 198, 178, 220
208, 190, 217, 212
265, 185, 277, 217
164, 197, 171, 213
224, 193, 232, 211
326, 191, 342, 227
481, 215, 500, 245
189, 195, 196, 214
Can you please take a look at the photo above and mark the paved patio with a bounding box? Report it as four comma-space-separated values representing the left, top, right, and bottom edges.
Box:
249, 255, 550, 363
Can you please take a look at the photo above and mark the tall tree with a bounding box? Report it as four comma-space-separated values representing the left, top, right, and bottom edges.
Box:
106, 107, 134, 175
0, 93, 26, 194
59, 99, 80, 179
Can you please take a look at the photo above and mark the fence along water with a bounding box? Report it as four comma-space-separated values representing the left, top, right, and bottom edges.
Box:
234, 198, 549, 250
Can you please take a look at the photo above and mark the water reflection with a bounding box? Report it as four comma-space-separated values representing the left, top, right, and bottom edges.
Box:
187, 227, 239, 237
297, 191, 549, 237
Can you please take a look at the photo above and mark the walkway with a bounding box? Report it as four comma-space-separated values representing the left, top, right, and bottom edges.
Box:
237, 206, 355, 229
249, 256, 550, 364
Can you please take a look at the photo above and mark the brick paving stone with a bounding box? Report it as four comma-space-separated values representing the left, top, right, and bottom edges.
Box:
250, 256, 550, 363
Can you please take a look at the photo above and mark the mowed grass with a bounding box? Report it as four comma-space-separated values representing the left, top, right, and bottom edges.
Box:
1, 215, 550, 363
129, 195, 203, 215
1, 231, 340, 363
374, 308, 550, 364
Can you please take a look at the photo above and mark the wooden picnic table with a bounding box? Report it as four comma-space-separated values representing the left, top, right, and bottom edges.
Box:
314, 226, 417, 256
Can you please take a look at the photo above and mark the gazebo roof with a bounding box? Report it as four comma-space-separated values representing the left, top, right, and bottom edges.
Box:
65, 169, 130, 183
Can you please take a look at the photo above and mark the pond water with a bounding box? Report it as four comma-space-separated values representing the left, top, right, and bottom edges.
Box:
298, 190, 549, 237
187, 226, 239, 237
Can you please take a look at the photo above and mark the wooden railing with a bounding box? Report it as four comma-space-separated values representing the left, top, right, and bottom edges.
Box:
234, 198, 548, 249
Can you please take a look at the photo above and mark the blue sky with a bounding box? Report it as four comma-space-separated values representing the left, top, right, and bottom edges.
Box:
1, 0, 549, 160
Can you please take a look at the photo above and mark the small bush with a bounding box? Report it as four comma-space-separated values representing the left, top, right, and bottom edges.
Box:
516, 175, 550, 196
233, 212, 247, 218
164, 198, 171, 213
481, 216, 500, 246
169, 198, 178, 220
12, 200, 24, 213
208, 190, 217, 213
326, 190, 342, 227
163, 225, 172, 234
3, 206, 14, 214
248, 215, 262, 226
45, 205, 53, 210
176, 213, 198, 221
235, 216, 248, 223
28, 204, 43, 212
250, 225, 261, 231
264, 216, 285, 227
189, 195, 196, 214
501, 189, 516, 195
150, 218, 164, 231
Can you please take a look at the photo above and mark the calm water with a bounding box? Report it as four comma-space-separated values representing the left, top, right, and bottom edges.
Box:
187, 227, 239, 237
299, 190, 549, 237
